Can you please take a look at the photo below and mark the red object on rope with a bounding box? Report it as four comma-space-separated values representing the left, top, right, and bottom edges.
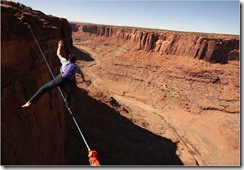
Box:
88, 150, 100, 166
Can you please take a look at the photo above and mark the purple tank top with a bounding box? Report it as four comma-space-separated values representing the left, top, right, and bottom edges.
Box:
62, 63, 77, 81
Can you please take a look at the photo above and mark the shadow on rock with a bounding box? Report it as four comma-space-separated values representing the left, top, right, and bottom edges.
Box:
72, 46, 94, 62
65, 86, 183, 165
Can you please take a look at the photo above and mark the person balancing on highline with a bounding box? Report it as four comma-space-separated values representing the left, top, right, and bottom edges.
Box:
22, 40, 85, 110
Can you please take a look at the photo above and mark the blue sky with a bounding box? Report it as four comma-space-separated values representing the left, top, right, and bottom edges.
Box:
14, 0, 240, 35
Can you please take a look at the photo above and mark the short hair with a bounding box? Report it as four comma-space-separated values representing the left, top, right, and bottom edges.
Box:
69, 54, 76, 63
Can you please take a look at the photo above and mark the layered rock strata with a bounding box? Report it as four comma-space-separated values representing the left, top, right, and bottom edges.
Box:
71, 22, 240, 165
73, 23, 239, 64
1, 2, 184, 166
1, 1, 72, 164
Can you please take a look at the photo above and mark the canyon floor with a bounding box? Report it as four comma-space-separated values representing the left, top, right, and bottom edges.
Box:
71, 32, 240, 166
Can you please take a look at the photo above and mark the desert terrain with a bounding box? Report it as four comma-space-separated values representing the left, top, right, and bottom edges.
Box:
71, 23, 240, 165
1, 1, 240, 166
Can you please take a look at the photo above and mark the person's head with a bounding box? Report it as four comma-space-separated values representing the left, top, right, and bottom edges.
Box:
69, 54, 76, 63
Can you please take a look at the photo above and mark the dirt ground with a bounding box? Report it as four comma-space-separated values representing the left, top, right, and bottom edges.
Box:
72, 32, 240, 166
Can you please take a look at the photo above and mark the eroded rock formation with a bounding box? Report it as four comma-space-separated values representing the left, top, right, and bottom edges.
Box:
1, 1, 240, 166
71, 22, 240, 165
1, 1, 72, 164
73, 23, 239, 64
2, 2, 184, 165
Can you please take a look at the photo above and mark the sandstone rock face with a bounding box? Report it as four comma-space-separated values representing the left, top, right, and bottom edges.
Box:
1, 1, 72, 164
2, 1, 240, 165
72, 22, 240, 165
72, 23, 239, 64
1, 2, 185, 166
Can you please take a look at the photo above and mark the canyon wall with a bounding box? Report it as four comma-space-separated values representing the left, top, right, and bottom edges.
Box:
1, 2, 184, 165
71, 22, 240, 165
1, 1, 72, 164
2, 1, 240, 165
71, 22, 240, 116
73, 23, 239, 64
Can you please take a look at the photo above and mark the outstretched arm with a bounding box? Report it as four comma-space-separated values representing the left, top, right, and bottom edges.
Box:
56, 40, 64, 60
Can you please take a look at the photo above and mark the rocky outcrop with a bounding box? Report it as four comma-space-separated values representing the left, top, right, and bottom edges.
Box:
72, 30, 240, 165
72, 23, 239, 64
2, 2, 184, 166
1, 1, 72, 164
2, 1, 239, 165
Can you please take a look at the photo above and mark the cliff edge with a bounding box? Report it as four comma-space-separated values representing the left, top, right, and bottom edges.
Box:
72, 23, 239, 64
1, 1, 72, 164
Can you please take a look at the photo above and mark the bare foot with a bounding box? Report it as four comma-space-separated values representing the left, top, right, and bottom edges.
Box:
22, 101, 31, 108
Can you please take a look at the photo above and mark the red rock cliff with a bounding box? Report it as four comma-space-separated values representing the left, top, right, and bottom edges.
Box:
1, 1, 72, 164
2, 2, 184, 166
71, 22, 240, 165
73, 23, 239, 64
